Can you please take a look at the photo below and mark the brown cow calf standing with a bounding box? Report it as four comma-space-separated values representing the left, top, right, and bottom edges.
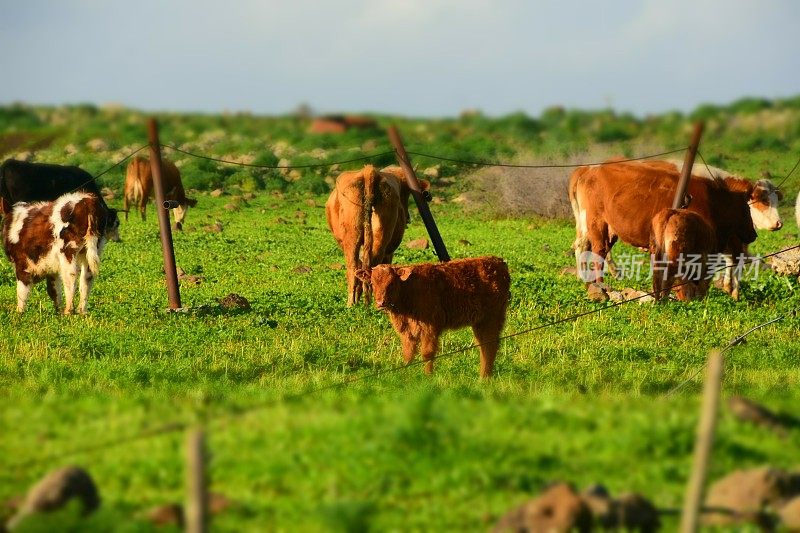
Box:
356, 256, 511, 378
650, 208, 715, 302
2, 192, 120, 314
124, 156, 197, 230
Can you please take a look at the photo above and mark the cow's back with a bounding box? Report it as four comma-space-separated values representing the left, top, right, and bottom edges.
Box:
1, 160, 101, 205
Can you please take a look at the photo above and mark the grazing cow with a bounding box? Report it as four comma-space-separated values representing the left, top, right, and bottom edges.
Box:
355, 256, 510, 378
569, 160, 758, 298
325, 165, 429, 306
650, 209, 716, 301
0, 159, 106, 216
2, 192, 120, 314
124, 156, 197, 230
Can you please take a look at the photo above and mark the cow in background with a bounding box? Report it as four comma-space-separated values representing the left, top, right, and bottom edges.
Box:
356, 256, 511, 378
650, 208, 716, 302
0, 159, 107, 216
569, 160, 757, 298
2, 192, 120, 314
124, 156, 197, 230
325, 165, 429, 305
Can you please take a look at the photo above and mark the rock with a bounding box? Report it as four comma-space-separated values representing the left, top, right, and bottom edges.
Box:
361, 139, 378, 152
146, 503, 183, 527
779, 496, 800, 530
272, 140, 295, 159
210, 188, 224, 198
621, 288, 655, 304
294, 210, 307, 219
458, 239, 472, 246
767, 248, 800, 276
423, 166, 440, 179
204, 221, 223, 233
223, 203, 239, 211
278, 158, 292, 176
64, 144, 78, 156
560, 266, 578, 277
287, 169, 302, 181
6, 466, 100, 529
581, 484, 616, 528
310, 148, 328, 159
493, 482, 592, 533
292, 265, 312, 274
218, 293, 250, 310
101, 187, 115, 201
406, 238, 429, 250
305, 199, 318, 208
728, 396, 796, 435
587, 283, 608, 303
243, 192, 256, 201
607, 290, 626, 303
432, 196, 443, 205
86, 138, 108, 152
615, 493, 660, 532
704, 467, 800, 527
328, 263, 344, 271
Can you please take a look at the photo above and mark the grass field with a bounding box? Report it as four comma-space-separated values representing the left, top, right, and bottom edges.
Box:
1, 102, 800, 531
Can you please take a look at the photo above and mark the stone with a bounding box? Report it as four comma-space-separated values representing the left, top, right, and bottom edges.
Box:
86, 138, 108, 152
218, 293, 250, 310
704, 467, 799, 527
243, 192, 256, 201
6, 466, 100, 529
560, 266, 578, 277
145, 503, 183, 527
204, 222, 224, 233
587, 283, 608, 302
287, 169, 302, 181
615, 493, 660, 532
305, 199, 318, 208
458, 239, 472, 246
278, 158, 292, 176
210, 188, 224, 198
779, 496, 800, 530
101, 187, 115, 201
223, 203, 239, 211
493, 482, 592, 533
292, 265, 312, 274
406, 238, 429, 250
581, 484, 616, 528
728, 396, 793, 435
423, 166, 440, 179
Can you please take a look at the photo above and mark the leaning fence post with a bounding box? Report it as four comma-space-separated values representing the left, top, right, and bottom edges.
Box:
147, 118, 182, 310
185, 427, 209, 533
387, 125, 451, 261
679, 350, 724, 533
672, 122, 705, 209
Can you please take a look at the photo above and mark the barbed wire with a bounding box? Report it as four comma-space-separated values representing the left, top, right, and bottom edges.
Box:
403, 147, 688, 168
161, 144, 395, 169
10, 242, 799, 471
775, 153, 800, 189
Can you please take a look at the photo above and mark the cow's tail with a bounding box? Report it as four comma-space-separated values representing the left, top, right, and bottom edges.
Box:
360, 165, 378, 302
84, 212, 102, 276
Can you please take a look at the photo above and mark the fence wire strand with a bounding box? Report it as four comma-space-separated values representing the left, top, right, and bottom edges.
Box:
161, 144, 395, 169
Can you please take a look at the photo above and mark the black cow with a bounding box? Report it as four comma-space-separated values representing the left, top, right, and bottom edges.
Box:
0, 160, 119, 242
0, 159, 106, 215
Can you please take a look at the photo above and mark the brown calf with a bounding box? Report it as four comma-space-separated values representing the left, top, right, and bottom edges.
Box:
326, 165, 429, 306
356, 256, 511, 378
123, 156, 197, 230
2, 192, 120, 314
650, 208, 716, 302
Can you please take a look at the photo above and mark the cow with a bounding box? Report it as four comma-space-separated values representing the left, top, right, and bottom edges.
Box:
0, 159, 106, 216
650, 208, 716, 302
568, 159, 758, 298
123, 156, 197, 230
325, 164, 429, 306
355, 256, 510, 378
2, 192, 120, 314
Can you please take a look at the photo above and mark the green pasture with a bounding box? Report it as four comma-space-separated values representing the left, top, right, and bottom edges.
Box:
0, 100, 799, 530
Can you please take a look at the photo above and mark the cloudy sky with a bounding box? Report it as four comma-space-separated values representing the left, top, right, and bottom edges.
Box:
1, 0, 797, 117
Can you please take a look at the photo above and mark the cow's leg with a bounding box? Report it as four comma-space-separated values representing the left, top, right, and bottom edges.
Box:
61, 262, 78, 315
139, 199, 146, 221
400, 333, 419, 364
587, 229, 611, 285
472, 320, 502, 378
78, 263, 94, 315
45, 275, 62, 312
420, 329, 440, 375
15, 280, 31, 313
173, 204, 186, 231
571, 194, 590, 280
343, 239, 362, 306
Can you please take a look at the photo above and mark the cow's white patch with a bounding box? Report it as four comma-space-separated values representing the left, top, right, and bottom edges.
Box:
750, 193, 781, 230
665, 159, 731, 180
7, 204, 31, 244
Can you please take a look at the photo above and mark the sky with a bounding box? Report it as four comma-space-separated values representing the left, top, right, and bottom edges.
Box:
1, 0, 798, 117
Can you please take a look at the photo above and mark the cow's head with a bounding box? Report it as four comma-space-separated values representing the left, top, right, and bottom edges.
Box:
104, 208, 121, 242
749, 179, 782, 231
173, 198, 198, 231
356, 265, 411, 311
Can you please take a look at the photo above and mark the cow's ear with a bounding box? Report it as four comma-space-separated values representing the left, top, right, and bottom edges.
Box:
398, 268, 413, 282
418, 179, 430, 191
355, 269, 371, 282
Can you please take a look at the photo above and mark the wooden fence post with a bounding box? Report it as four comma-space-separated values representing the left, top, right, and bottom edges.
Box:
679, 350, 724, 533
672, 122, 705, 209
185, 427, 209, 533
147, 118, 182, 310
387, 125, 451, 262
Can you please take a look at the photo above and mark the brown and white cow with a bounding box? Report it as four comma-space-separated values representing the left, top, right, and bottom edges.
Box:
569, 160, 757, 298
2, 192, 120, 314
650, 208, 716, 302
356, 256, 511, 378
124, 156, 197, 230
325, 165, 429, 306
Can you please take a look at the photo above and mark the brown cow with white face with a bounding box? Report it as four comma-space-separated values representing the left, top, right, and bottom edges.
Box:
2, 192, 120, 314
569, 160, 757, 298
325, 165, 429, 306
124, 156, 197, 230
